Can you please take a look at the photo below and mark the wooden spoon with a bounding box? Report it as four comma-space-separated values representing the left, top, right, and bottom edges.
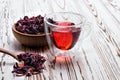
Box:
0, 48, 18, 60
0, 48, 45, 75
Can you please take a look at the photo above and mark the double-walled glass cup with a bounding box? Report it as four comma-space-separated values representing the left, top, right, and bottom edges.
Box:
44, 12, 91, 63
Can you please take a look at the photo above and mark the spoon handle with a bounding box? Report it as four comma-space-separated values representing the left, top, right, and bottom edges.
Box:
0, 48, 18, 60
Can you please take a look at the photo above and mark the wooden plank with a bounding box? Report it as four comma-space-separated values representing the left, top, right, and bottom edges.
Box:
0, 0, 120, 80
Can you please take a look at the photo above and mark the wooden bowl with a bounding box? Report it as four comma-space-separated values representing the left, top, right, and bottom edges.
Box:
12, 25, 48, 47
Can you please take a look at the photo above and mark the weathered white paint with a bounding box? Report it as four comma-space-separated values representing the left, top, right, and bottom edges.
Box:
0, 0, 120, 80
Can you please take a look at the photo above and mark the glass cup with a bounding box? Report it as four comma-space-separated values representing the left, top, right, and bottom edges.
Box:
44, 12, 91, 63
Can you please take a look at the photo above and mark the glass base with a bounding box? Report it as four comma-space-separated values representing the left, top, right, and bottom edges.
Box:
47, 49, 74, 65
52, 53, 72, 64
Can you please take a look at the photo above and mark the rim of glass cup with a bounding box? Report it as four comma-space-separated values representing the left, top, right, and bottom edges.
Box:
44, 12, 86, 27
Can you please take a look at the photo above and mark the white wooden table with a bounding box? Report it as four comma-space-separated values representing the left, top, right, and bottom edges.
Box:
0, 0, 120, 80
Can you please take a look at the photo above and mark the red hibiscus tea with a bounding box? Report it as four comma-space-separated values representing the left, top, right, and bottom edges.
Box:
51, 22, 81, 50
